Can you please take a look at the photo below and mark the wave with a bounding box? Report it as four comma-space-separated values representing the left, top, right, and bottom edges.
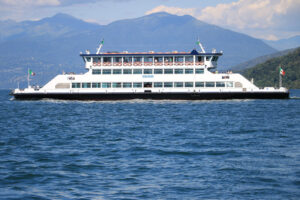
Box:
290, 96, 300, 99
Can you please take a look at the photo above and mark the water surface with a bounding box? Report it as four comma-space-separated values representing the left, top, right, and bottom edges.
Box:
0, 90, 299, 199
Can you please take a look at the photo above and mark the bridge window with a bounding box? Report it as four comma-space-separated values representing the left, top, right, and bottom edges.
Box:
185, 56, 193, 62
164, 57, 173, 62
93, 57, 100, 63
206, 56, 212, 61
134, 57, 142, 63
175, 82, 183, 88
196, 56, 203, 62
92, 83, 101, 88
144, 57, 153, 63
175, 56, 183, 62
113, 57, 122, 63
212, 56, 219, 61
123, 57, 132, 63
103, 57, 111, 63
102, 82, 111, 88
154, 57, 163, 63
86, 57, 91, 62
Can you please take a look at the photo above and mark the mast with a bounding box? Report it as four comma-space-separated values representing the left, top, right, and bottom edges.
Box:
96, 39, 104, 54
197, 40, 206, 53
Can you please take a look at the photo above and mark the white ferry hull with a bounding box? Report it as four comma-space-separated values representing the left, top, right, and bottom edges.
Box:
12, 91, 289, 100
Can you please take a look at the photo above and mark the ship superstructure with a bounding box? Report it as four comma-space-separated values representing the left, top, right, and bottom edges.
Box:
11, 42, 289, 100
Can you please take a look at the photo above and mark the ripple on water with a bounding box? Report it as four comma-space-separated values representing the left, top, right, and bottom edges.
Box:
0, 90, 300, 199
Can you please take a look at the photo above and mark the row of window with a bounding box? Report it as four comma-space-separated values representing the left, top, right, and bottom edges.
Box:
72, 81, 234, 89
94, 62, 203, 66
92, 68, 204, 75
87, 56, 218, 63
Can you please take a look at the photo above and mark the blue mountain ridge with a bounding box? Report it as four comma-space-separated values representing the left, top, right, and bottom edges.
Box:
264, 35, 300, 50
0, 12, 276, 89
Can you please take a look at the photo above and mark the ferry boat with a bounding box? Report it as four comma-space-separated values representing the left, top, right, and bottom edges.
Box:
11, 42, 289, 100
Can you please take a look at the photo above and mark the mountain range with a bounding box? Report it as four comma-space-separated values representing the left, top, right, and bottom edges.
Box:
0, 12, 277, 88
264, 35, 300, 51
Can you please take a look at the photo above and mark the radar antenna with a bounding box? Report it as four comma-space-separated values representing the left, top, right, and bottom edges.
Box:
96, 39, 104, 54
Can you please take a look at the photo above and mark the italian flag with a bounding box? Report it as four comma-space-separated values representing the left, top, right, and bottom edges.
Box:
279, 67, 285, 76
28, 69, 35, 76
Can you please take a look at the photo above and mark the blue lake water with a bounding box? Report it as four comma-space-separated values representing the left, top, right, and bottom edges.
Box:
0, 90, 300, 199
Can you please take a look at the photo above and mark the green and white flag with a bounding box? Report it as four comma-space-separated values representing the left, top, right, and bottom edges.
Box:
279, 67, 285, 76
28, 69, 35, 76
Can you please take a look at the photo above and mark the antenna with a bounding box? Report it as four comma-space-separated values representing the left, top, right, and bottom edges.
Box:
96, 39, 104, 54
196, 39, 205, 53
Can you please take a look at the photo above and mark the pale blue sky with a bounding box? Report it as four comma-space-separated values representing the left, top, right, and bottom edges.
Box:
0, 0, 299, 40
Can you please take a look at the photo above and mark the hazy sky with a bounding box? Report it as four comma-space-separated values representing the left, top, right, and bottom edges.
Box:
0, 0, 299, 40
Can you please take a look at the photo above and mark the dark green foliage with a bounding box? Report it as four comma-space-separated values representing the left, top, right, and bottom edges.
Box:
243, 47, 300, 89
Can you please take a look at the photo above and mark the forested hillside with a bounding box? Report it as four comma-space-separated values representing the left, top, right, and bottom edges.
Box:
243, 47, 300, 89
231, 48, 295, 72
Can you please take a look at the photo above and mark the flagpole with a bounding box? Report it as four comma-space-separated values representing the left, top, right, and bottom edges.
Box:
27, 68, 30, 88
27, 68, 29, 88
96, 39, 104, 54
279, 66, 282, 88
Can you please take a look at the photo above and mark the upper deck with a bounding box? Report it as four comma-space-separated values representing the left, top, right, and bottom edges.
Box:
80, 49, 223, 57
80, 49, 223, 69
